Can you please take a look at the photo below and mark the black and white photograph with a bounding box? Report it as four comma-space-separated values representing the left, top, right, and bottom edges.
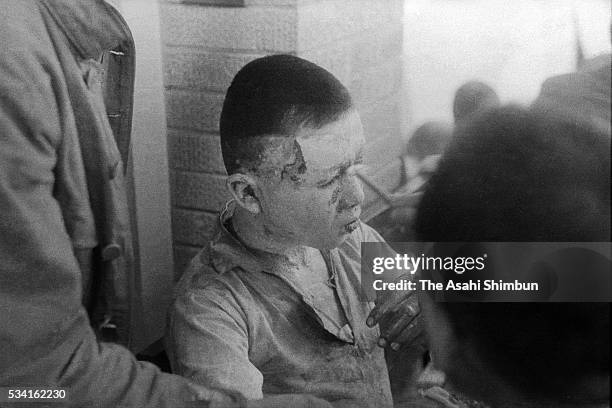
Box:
1, 0, 610, 407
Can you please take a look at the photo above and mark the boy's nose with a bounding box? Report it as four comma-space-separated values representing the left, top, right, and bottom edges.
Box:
338, 175, 365, 213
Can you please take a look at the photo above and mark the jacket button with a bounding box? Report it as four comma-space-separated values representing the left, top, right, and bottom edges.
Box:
102, 243, 122, 261
109, 161, 121, 180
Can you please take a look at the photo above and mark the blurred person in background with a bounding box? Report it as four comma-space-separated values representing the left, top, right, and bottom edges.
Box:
453, 81, 500, 124
532, 52, 611, 137
373, 121, 451, 244
532, 19, 610, 137
368, 79, 500, 244
401, 121, 452, 190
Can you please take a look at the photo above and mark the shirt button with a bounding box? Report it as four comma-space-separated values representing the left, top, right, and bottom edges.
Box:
109, 161, 121, 180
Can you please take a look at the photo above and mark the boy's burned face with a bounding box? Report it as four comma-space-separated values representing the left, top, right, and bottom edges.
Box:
255, 110, 366, 250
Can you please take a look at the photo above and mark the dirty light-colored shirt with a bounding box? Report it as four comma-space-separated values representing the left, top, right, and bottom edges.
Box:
167, 205, 394, 408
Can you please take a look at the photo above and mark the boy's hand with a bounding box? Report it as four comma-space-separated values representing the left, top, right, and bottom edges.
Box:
366, 289, 424, 351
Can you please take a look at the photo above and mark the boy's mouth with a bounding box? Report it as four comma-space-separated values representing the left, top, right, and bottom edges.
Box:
344, 219, 359, 233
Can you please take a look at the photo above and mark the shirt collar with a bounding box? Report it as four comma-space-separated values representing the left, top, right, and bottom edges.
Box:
207, 201, 360, 343
40, 0, 132, 60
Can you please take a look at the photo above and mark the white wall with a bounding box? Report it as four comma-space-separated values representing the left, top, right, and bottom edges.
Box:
403, 0, 611, 129
110, 0, 174, 353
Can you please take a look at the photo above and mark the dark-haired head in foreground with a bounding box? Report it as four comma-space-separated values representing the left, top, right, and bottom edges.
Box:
415, 106, 610, 407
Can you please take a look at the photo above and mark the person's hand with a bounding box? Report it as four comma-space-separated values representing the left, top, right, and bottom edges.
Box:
366, 288, 423, 351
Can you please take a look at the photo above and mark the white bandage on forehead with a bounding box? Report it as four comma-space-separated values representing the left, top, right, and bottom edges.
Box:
295, 111, 365, 173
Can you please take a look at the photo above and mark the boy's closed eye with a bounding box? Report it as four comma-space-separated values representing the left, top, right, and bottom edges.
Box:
315, 150, 366, 188
316, 164, 368, 189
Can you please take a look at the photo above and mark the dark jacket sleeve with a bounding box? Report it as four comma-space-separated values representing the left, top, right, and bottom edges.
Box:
0, 5, 234, 408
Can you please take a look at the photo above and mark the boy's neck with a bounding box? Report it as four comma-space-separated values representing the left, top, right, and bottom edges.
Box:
230, 205, 312, 267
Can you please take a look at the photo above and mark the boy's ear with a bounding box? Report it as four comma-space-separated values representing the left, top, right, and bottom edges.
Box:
227, 173, 261, 214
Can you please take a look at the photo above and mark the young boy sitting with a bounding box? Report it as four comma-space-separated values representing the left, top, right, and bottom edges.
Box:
166, 54, 424, 407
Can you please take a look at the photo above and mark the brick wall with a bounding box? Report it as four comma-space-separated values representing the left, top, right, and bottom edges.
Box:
160, 0, 405, 278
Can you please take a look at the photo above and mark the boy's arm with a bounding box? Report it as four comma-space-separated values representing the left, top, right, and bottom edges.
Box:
168, 281, 265, 399
168, 279, 347, 408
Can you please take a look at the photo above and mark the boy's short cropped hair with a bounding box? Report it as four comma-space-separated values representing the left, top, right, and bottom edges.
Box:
220, 54, 353, 175
415, 106, 610, 401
